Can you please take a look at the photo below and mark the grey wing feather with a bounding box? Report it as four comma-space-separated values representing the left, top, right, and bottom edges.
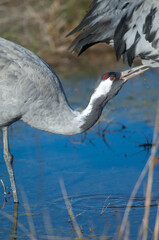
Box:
115, 0, 159, 67
69, 0, 159, 67
68, 0, 133, 54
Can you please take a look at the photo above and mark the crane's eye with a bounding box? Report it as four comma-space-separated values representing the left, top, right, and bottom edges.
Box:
102, 73, 108, 80
109, 76, 115, 81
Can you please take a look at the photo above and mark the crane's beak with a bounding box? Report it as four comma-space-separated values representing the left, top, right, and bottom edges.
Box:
121, 65, 149, 83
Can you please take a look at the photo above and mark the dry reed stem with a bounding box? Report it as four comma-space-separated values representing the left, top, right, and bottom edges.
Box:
119, 103, 159, 239
141, 104, 159, 240
59, 178, 83, 239
0, 179, 7, 202
153, 205, 159, 240
141, 158, 155, 240
118, 158, 150, 239
100, 196, 110, 216
21, 188, 37, 240
42, 207, 54, 240
74, 210, 86, 219
124, 221, 130, 240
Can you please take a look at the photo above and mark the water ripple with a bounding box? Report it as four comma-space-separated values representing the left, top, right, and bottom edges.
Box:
51, 193, 159, 211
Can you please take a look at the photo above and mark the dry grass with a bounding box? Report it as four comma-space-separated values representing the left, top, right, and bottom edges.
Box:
0, 0, 118, 71
0, 0, 90, 56
0, 0, 51, 53
153, 205, 159, 240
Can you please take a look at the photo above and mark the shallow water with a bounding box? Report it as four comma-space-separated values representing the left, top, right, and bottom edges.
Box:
0, 64, 159, 239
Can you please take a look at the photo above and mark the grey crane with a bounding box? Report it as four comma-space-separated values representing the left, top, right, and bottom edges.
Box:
0, 37, 148, 203
68, 0, 159, 67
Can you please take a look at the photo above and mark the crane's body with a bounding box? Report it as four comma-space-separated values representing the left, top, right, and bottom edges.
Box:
68, 0, 159, 67
0, 37, 148, 203
0, 37, 80, 135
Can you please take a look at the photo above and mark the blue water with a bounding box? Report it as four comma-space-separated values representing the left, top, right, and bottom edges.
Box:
0, 66, 159, 239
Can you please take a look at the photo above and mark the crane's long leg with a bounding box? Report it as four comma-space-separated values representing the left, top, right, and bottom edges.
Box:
2, 127, 19, 203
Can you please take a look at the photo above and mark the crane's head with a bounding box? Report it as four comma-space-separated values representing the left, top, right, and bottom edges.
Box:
92, 65, 148, 105
79, 65, 148, 133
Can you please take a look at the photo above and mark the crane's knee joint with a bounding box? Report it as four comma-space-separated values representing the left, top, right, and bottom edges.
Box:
3, 152, 13, 165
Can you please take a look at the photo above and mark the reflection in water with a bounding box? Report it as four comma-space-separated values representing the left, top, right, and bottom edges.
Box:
0, 203, 19, 240
9, 203, 19, 240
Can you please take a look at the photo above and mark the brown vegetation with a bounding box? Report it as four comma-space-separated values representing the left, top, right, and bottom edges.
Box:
0, 0, 118, 71
0, 0, 90, 55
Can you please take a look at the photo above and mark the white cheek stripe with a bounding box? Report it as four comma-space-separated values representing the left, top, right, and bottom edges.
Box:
91, 79, 113, 102
80, 78, 113, 117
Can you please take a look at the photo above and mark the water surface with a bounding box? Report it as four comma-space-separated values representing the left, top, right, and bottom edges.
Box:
0, 64, 159, 239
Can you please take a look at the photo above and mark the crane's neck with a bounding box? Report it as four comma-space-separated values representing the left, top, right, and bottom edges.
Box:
58, 79, 114, 135
76, 96, 106, 134
22, 79, 113, 135
56, 80, 113, 135
46, 93, 107, 135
